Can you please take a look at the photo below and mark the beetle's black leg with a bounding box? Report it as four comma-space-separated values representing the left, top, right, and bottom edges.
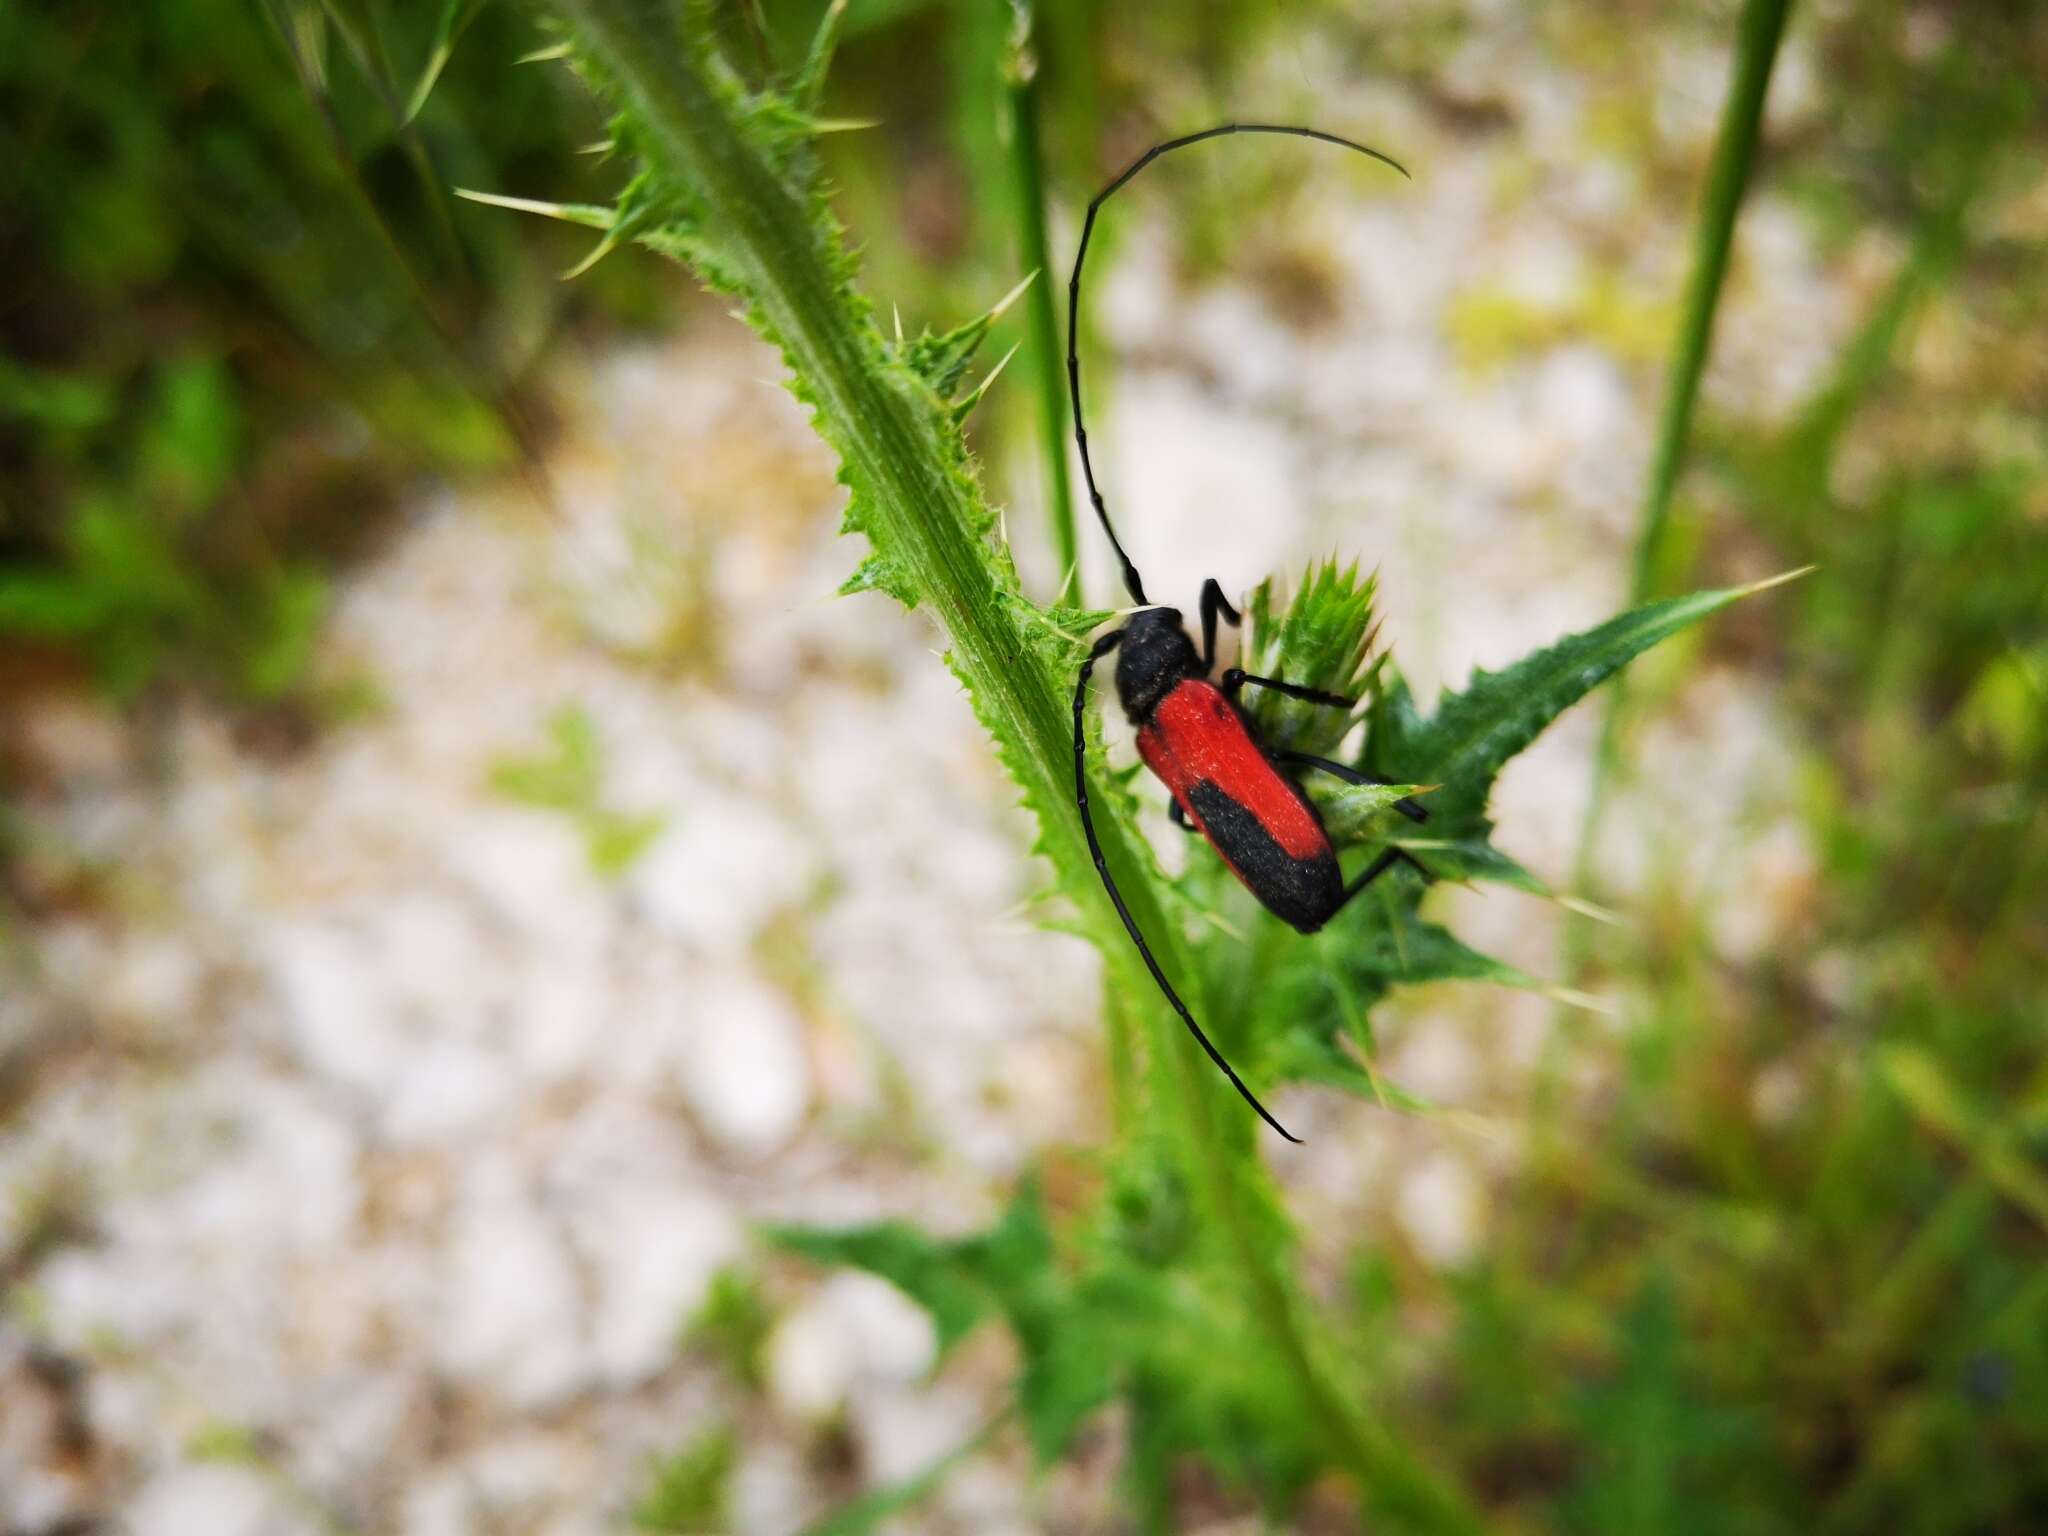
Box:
1329, 848, 1424, 915
1075, 631, 1300, 1143
1273, 749, 1431, 827
1167, 797, 1201, 833
1198, 579, 1241, 672
1221, 669, 1356, 711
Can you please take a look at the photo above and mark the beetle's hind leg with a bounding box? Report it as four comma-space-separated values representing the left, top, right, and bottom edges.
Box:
1275, 749, 1434, 912
1167, 798, 1201, 834
1330, 847, 1429, 914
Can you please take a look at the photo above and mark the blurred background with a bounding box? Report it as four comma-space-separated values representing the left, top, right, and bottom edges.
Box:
2, 0, 2044, 1532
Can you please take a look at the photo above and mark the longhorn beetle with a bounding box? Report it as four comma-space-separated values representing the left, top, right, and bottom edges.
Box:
1068, 124, 1428, 1142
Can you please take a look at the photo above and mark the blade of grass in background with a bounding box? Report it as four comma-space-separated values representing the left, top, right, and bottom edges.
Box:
1001, 0, 1081, 606
1559, 0, 1793, 985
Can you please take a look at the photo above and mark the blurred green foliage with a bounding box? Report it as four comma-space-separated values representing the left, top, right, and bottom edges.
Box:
485, 703, 666, 876
0, 0, 631, 701
630, 1423, 738, 1532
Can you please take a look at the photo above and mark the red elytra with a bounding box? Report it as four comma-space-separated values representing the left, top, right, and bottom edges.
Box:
1137, 680, 1330, 864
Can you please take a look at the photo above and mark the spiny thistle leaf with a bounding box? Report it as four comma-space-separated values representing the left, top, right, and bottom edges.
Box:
453, 187, 617, 229
1319, 780, 1433, 844
763, 1221, 991, 1358
900, 272, 1034, 402
1375, 569, 1813, 832
1388, 835, 1549, 894
951, 341, 1020, 424
771, 1185, 1122, 1462
838, 550, 919, 605
1266, 907, 1540, 1096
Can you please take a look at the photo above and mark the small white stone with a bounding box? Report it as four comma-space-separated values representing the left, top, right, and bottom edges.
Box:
105, 932, 205, 1027
399, 1474, 471, 1536
765, 1293, 856, 1421
630, 793, 813, 951
5, 1469, 83, 1534
19, 694, 129, 784
435, 1198, 588, 1409
445, 808, 600, 945
1387, 1025, 1476, 1106
763, 1267, 938, 1426
459, 1430, 587, 1505
265, 923, 404, 1097
732, 1442, 810, 1536
291, 1369, 418, 1491
1394, 1152, 1485, 1268
582, 1185, 741, 1385
374, 893, 493, 1037
834, 1271, 938, 1385
36, 1248, 174, 1355
380, 1040, 518, 1146
508, 952, 610, 1084
1713, 817, 1816, 963
172, 1076, 361, 1251
853, 1382, 980, 1484
1750, 1061, 1807, 1129
677, 972, 811, 1155
126, 1465, 315, 1536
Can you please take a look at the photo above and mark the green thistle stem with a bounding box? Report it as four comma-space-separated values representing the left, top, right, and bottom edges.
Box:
534, 1, 1479, 1521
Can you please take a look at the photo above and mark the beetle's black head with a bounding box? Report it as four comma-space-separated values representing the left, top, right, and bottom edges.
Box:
1113, 607, 1201, 723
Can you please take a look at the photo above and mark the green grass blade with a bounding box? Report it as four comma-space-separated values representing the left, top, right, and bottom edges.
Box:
1002, 2, 1080, 604
1565, 0, 1794, 951
405, 0, 490, 122
1628, 0, 1793, 606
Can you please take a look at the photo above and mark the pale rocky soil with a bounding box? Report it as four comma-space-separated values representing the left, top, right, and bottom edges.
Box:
1, 20, 1849, 1534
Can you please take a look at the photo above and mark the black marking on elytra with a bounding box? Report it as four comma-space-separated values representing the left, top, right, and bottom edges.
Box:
1185, 782, 1344, 934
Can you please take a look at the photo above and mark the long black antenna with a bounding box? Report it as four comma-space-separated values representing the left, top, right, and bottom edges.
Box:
1066, 123, 1410, 607
1073, 632, 1300, 1142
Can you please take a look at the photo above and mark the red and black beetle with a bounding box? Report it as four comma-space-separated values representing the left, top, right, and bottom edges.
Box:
1067, 124, 1428, 1141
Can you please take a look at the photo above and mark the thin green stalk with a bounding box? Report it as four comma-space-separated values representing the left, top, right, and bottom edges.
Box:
1002, 1, 1081, 605
1776, 121, 1992, 505
1560, 0, 1792, 977
534, 4, 1480, 1523
1153, 1029, 1486, 1533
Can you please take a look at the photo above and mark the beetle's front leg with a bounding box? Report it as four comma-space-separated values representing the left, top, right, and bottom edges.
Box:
1198, 578, 1241, 672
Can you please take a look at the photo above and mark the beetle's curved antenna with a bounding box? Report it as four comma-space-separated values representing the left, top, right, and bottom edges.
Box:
1066, 123, 1410, 607
1073, 631, 1301, 1142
